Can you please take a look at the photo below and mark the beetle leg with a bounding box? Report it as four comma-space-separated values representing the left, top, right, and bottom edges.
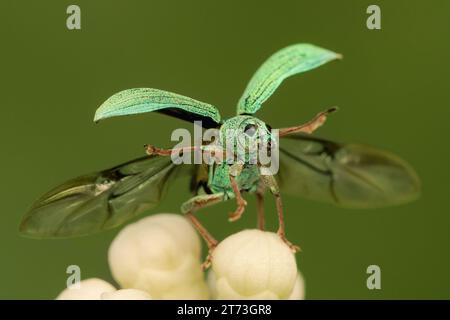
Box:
278, 107, 338, 137
145, 144, 227, 164
259, 173, 300, 253
145, 144, 199, 156
228, 164, 247, 222
181, 193, 225, 270
256, 182, 266, 230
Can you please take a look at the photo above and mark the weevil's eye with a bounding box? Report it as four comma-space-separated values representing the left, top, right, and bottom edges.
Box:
244, 124, 257, 137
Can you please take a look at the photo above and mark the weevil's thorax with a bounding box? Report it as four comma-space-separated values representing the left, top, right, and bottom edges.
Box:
218, 115, 273, 165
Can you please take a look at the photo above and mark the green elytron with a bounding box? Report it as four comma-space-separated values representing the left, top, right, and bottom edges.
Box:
20, 44, 420, 268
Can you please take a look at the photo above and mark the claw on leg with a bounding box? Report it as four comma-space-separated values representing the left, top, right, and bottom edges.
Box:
145, 144, 168, 156
201, 244, 217, 270
144, 144, 155, 155
228, 199, 247, 222
277, 231, 301, 253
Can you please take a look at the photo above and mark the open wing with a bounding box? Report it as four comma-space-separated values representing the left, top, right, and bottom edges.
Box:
277, 134, 420, 208
20, 155, 188, 238
237, 44, 341, 115
94, 88, 222, 128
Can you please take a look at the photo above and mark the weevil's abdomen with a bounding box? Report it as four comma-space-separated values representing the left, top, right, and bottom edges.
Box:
208, 163, 259, 198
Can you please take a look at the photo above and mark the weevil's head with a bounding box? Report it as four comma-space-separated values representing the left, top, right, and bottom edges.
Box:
219, 115, 276, 164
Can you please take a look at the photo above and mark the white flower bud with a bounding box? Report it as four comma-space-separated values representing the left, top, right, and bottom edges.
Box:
208, 229, 300, 299
101, 289, 152, 300
56, 278, 116, 300
108, 213, 208, 299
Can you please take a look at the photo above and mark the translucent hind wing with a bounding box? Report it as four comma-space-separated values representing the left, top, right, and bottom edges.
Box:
278, 134, 420, 208
20, 155, 185, 238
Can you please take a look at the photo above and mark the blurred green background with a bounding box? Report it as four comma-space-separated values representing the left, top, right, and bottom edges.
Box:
1, 0, 449, 299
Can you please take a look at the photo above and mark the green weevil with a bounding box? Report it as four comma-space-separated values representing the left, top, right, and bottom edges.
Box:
20, 44, 420, 268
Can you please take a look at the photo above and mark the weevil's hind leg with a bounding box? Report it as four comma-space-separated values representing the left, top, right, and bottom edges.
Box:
256, 182, 266, 230
259, 174, 300, 252
181, 192, 225, 270
278, 107, 338, 137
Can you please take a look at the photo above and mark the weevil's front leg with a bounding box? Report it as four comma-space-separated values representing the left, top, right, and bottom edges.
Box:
256, 182, 266, 230
181, 192, 225, 270
228, 163, 248, 222
145, 144, 226, 164
145, 144, 199, 156
278, 107, 338, 137
259, 173, 300, 253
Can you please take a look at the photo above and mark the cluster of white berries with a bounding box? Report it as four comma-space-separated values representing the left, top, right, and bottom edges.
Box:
57, 214, 304, 300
